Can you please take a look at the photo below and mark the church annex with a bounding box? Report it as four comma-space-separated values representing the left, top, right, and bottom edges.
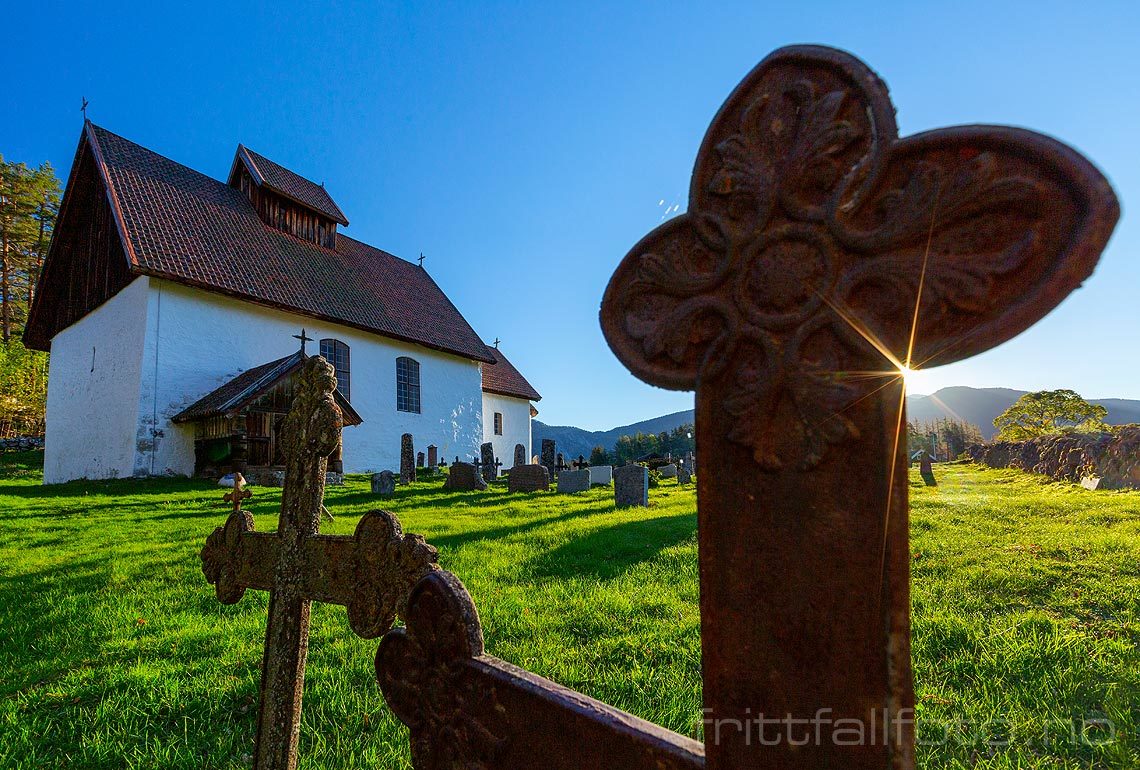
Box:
25, 123, 540, 483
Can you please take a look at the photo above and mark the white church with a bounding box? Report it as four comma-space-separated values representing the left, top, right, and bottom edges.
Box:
24, 123, 541, 484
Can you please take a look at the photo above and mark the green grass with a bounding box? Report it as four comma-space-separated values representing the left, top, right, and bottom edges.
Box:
0, 454, 1136, 769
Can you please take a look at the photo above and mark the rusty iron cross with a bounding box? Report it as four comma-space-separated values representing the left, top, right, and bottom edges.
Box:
201, 356, 439, 770
367, 46, 1118, 770
223, 472, 252, 514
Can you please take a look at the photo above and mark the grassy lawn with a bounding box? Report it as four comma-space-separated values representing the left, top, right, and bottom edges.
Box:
0, 453, 1137, 769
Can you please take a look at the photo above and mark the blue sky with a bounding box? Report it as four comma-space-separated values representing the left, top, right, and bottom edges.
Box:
2, 1, 1137, 430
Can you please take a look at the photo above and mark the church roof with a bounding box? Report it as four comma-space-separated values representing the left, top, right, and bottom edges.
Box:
232, 144, 349, 225
72, 123, 493, 364
171, 351, 362, 425
481, 345, 541, 401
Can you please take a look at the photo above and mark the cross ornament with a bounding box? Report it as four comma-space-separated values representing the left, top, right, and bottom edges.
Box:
292, 328, 313, 356
200, 357, 439, 770
223, 472, 252, 514
370, 46, 1117, 770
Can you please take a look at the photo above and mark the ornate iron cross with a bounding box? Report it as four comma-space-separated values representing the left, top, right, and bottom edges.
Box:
201, 356, 439, 770
371, 46, 1117, 770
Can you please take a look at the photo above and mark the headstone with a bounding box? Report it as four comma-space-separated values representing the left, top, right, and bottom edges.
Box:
658, 463, 677, 478
513, 443, 526, 468
427, 445, 438, 469
677, 466, 692, 485
1080, 476, 1101, 491
371, 470, 395, 496
556, 452, 566, 474
919, 452, 937, 486
614, 464, 648, 508
508, 463, 550, 492
400, 433, 416, 484
480, 442, 497, 480
587, 465, 613, 486
556, 469, 590, 494
443, 462, 487, 491
540, 439, 556, 480
199, 355, 439, 768
417, 451, 425, 468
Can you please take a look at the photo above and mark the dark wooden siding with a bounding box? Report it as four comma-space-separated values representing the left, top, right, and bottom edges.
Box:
235, 167, 337, 249
23, 139, 134, 351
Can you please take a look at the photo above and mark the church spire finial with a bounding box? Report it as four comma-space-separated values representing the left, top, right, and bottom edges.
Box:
80, 96, 89, 122
293, 328, 313, 356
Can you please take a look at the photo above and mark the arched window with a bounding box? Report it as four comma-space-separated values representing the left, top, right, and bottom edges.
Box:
319, 339, 350, 402
493, 412, 503, 435
396, 357, 421, 413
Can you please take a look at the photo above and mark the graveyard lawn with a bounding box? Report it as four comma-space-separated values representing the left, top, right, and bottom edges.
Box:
1, 455, 1137, 769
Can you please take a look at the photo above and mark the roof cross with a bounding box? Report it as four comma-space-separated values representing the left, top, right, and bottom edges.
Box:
418, 252, 426, 268
292, 328, 313, 356
492, 337, 501, 348
80, 96, 89, 121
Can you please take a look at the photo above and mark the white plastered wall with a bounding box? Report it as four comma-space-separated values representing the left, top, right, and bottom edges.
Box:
481, 391, 532, 467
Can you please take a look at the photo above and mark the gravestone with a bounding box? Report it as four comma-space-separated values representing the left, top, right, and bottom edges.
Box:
200, 356, 439, 770
480, 442, 497, 480
427, 444, 437, 469
587, 465, 613, 485
417, 451, 425, 468
919, 452, 937, 486
399, 433, 416, 484
219, 46, 1117, 770
370, 470, 395, 496
540, 439, 556, 480
614, 464, 649, 508
556, 469, 590, 494
513, 443, 527, 468
573, 454, 589, 470
658, 463, 677, 478
677, 466, 692, 485
508, 464, 549, 492
443, 461, 487, 491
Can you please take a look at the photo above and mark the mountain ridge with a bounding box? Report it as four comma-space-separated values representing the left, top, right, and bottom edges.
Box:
534, 387, 1140, 457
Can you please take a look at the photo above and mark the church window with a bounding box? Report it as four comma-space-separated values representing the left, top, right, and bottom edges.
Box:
396, 357, 421, 413
319, 339, 350, 401
494, 412, 503, 435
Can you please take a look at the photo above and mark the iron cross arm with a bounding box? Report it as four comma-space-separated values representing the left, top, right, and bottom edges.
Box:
596, 45, 1118, 770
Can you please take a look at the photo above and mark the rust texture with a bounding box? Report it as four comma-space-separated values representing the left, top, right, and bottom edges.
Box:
200, 355, 438, 770
370, 44, 1118, 770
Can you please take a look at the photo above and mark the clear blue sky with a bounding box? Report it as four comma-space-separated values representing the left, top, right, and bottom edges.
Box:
2, 1, 1137, 430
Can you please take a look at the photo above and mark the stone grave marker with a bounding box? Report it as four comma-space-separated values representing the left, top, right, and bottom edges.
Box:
427, 444, 437, 469
587, 465, 613, 485
480, 442, 497, 480
416, 451, 425, 468
677, 466, 692, 485
614, 464, 649, 508
400, 433, 416, 484
573, 454, 588, 470
513, 443, 526, 468
540, 439, 556, 479
556, 468, 591, 494
443, 461, 487, 491
508, 463, 549, 492
370, 470, 395, 496
658, 463, 677, 478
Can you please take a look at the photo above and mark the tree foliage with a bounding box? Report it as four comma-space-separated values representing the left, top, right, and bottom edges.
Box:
0, 155, 59, 436
908, 418, 985, 460
993, 389, 1108, 441
589, 445, 609, 466
612, 424, 694, 464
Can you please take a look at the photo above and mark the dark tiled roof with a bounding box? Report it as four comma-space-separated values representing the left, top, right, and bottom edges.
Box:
236, 145, 348, 225
171, 351, 362, 425
85, 123, 493, 364
481, 346, 541, 401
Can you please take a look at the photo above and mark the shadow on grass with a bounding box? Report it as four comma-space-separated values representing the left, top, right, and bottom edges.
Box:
528, 513, 697, 580
428, 503, 617, 550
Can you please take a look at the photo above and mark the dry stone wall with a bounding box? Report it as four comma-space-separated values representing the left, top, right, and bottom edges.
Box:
966, 427, 1140, 489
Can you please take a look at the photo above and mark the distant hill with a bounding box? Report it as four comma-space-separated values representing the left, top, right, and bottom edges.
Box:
536, 388, 1140, 454
908, 387, 1140, 439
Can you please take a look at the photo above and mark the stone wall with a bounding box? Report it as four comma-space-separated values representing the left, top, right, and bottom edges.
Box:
966, 427, 1140, 489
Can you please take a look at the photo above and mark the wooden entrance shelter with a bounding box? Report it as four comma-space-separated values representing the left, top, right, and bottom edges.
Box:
173, 350, 361, 477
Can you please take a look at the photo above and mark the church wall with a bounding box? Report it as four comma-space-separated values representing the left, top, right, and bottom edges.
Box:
481, 392, 532, 467
43, 276, 151, 483
136, 280, 484, 476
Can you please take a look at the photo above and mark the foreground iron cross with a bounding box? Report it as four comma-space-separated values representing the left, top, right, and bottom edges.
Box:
367, 46, 1117, 769
201, 356, 438, 770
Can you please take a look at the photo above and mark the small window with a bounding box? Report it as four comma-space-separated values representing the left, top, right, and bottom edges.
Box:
396, 357, 421, 413
319, 339, 350, 402
493, 412, 503, 435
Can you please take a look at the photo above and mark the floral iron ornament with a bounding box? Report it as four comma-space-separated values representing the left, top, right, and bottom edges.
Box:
601, 46, 1118, 470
